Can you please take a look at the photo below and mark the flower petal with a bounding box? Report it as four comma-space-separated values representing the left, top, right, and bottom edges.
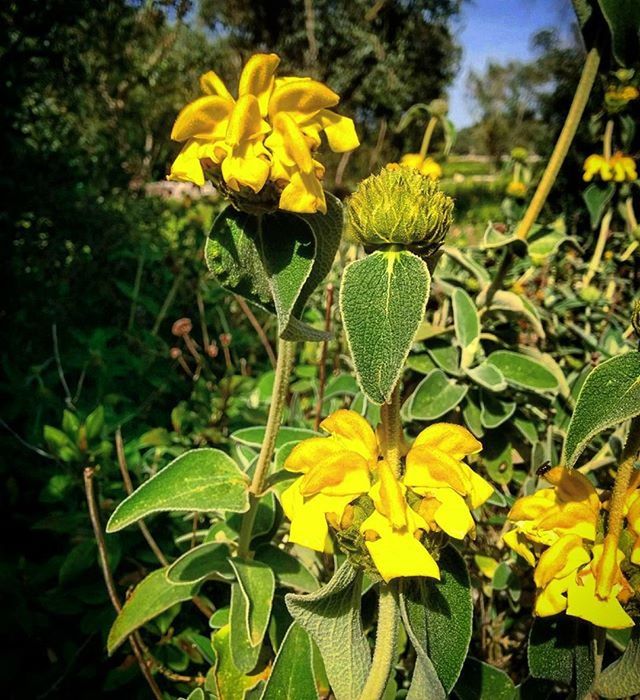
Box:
225, 94, 269, 146
404, 445, 471, 494
278, 170, 327, 214
371, 461, 407, 529
171, 96, 233, 142
271, 112, 314, 173
319, 410, 378, 462
566, 573, 634, 629
535, 577, 570, 617
221, 139, 270, 193
284, 436, 344, 474
269, 78, 339, 121
238, 53, 280, 116
412, 423, 482, 458
431, 488, 475, 539
365, 531, 440, 581
503, 529, 536, 567
533, 534, 589, 588
298, 452, 370, 497
314, 109, 359, 152
168, 139, 205, 186
199, 70, 234, 100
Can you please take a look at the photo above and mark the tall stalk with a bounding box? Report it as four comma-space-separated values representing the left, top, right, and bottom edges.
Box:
237, 338, 296, 558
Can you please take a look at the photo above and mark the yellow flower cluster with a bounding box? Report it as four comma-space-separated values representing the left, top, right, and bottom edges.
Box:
505, 467, 636, 629
506, 181, 527, 199
399, 153, 443, 179
169, 54, 359, 214
583, 152, 637, 183
605, 85, 639, 111
281, 410, 492, 582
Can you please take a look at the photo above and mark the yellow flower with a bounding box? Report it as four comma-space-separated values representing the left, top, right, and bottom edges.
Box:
281, 412, 491, 582
400, 153, 442, 179
583, 152, 637, 182
605, 85, 639, 111
504, 467, 635, 629
626, 471, 640, 565
506, 181, 527, 199
169, 54, 359, 214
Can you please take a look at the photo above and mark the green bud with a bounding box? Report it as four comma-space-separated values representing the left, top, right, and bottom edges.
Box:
511, 146, 529, 163
579, 284, 600, 304
345, 166, 454, 257
429, 98, 449, 117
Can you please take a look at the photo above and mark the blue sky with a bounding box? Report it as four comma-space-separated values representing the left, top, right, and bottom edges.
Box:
448, 0, 576, 127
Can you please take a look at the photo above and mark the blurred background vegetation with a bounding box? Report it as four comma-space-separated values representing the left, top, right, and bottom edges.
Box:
0, 0, 613, 697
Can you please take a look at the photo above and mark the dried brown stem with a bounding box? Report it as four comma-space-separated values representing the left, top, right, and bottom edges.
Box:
234, 295, 276, 368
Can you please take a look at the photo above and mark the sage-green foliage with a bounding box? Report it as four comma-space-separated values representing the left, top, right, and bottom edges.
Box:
596, 626, 640, 698
340, 249, 431, 404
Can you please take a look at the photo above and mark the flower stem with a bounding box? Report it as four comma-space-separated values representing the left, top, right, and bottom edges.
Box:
419, 116, 438, 160
603, 118, 614, 161
358, 584, 399, 700
516, 47, 600, 241
237, 337, 296, 558
596, 416, 640, 598
582, 208, 613, 287
381, 384, 402, 477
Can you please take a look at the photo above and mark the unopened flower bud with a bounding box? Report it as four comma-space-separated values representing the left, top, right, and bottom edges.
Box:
345, 166, 453, 257
429, 98, 449, 117
169, 347, 182, 359
172, 317, 193, 337
206, 342, 219, 358
511, 147, 529, 163
219, 333, 232, 347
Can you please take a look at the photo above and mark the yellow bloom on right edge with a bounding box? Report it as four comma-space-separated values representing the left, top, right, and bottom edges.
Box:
504, 466, 637, 629
400, 153, 443, 179
280, 410, 492, 583
583, 152, 637, 182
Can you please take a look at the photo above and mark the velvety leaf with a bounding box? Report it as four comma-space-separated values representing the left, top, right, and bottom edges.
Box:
286, 563, 371, 700
402, 546, 472, 693
229, 559, 275, 674
166, 542, 234, 584
254, 544, 319, 593
231, 426, 318, 451
426, 337, 462, 376
486, 351, 559, 392
563, 351, 640, 468
340, 249, 431, 404
452, 288, 480, 368
453, 658, 516, 700
260, 624, 318, 700
596, 626, 640, 697
583, 183, 615, 229
527, 228, 571, 266
480, 393, 516, 429
465, 361, 508, 392
442, 245, 491, 284
107, 568, 198, 654
408, 369, 468, 421
106, 449, 249, 532
598, 0, 640, 66
208, 625, 265, 699
478, 289, 545, 338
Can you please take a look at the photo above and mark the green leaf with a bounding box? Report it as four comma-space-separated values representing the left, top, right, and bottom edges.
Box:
62, 409, 80, 438
408, 370, 468, 421
286, 563, 371, 700
452, 288, 480, 369
442, 246, 491, 285
229, 559, 275, 674
425, 337, 462, 376
529, 618, 595, 699
453, 658, 516, 700
583, 183, 615, 229
480, 393, 516, 429
260, 624, 318, 700
398, 587, 446, 700
402, 546, 473, 693
209, 625, 265, 699
527, 228, 571, 266
107, 568, 198, 654
563, 351, 640, 468
479, 289, 545, 339
205, 207, 273, 311
166, 542, 234, 584
462, 391, 484, 438
483, 435, 514, 484
340, 249, 431, 404
598, 0, 640, 66
487, 351, 559, 392
596, 626, 640, 697
85, 405, 105, 441
231, 426, 318, 451
254, 544, 319, 593
465, 361, 508, 392
106, 449, 249, 532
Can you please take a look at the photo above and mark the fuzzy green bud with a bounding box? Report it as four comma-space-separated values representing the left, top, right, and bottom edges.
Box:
511, 146, 529, 163
429, 98, 449, 117
345, 166, 454, 257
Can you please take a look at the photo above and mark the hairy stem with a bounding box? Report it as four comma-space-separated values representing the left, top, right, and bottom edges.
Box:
603, 118, 614, 161
582, 208, 613, 287
419, 116, 438, 160
596, 416, 640, 598
237, 338, 296, 558
381, 384, 402, 477
314, 283, 334, 431
516, 47, 600, 241
358, 584, 399, 700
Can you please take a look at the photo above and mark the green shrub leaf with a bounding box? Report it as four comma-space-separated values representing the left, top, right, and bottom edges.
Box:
229, 559, 275, 674
453, 658, 516, 700
480, 393, 516, 429
340, 249, 431, 404
254, 544, 319, 593
583, 183, 615, 229
465, 361, 508, 392
401, 546, 472, 693
487, 351, 559, 392
260, 623, 318, 700
166, 542, 234, 584
452, 288, 480, 368
596, 626, 640, 697
286, 563, 370, 700
563, 351, 640, 468
106, 449, 249, 532
408, 369, 468, 421
107, 568, 198, 654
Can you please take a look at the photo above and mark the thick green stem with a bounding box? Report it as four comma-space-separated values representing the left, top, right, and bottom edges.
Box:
358, 584, 399, 700
419, 116, 438, 160
516, 47, 600, 241
237, 338, 296, 558
582, 208, 612, 287
381, 384, 402, 477
596, 416, 640, 598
